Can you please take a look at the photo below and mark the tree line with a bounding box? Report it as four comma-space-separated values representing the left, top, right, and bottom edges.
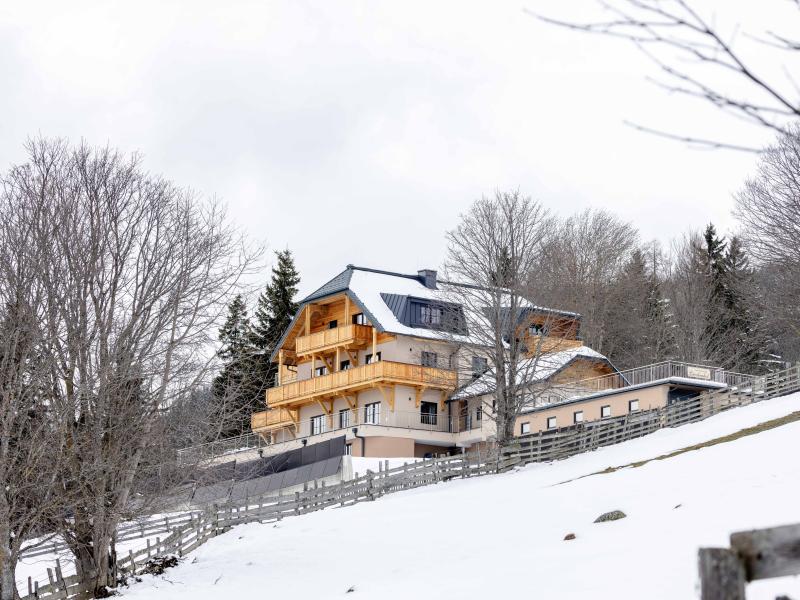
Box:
530, 127, 799, 373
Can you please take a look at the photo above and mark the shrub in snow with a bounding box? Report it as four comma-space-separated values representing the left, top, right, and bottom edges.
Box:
594, 510, 627, 523
563, 533, 576, 541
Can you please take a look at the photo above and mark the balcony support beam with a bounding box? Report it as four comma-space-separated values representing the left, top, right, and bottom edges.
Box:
372, 328, 377, 359
377, 385, 395, 412
415, 386, 425, 409
440, 390, 448, 411
319, 354, 334, 374
346, 349, 359, 367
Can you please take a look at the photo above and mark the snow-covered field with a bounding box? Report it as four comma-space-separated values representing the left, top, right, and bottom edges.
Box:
117, 393, 800, 600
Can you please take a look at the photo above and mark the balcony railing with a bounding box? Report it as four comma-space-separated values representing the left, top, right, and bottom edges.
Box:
278, 408, 483, 438
251, 407, 298, 431
295, 323, 373, 356
542, 360, 756, 405
267, 360, 458, 406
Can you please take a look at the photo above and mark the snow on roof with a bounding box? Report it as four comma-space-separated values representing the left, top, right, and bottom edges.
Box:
346, 267, 474, 343
452, 345, 610, 400
272, 265, 582, 361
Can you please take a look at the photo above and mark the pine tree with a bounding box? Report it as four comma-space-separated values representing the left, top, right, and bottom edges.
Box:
723, 236, 767, 372
251, 249, 301, 395
213, 294, 260, 437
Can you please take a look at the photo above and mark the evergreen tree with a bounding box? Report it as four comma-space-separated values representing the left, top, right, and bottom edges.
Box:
699, 224, 766, 371
723, 236, 768, 372
213, 294, 260, 437
251, 249, 301, 395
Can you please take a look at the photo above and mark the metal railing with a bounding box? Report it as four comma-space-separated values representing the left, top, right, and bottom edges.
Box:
179, 407, 486, 463
545, 360, 755, 404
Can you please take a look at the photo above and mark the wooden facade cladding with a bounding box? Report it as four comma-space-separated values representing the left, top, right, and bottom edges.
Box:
528, 336, 583, 355
266, 360, 457, 407
251, 407, 299, 432
295, 323, 373, 357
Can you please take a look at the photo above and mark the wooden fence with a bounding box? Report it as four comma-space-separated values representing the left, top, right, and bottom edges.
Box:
18, 363, 800, 600
499, 364, 800, 470
18, 454, 493, 600
699, 523, 800, 599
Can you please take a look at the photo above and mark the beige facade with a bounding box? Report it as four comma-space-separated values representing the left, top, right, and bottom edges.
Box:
514, 384, 670, 435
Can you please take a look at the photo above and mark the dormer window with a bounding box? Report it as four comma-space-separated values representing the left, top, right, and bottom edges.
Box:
420, 305, 443, 326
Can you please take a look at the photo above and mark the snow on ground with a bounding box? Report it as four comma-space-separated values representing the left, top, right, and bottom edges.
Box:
108, 393, 800, 599
16, 513, 191, 592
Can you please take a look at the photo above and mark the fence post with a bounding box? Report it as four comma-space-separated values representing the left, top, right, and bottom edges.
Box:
698, 548, 746, 600
366, 470, 375, 501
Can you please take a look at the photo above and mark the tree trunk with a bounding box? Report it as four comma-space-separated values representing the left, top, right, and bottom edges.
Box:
0, 495, 17, 600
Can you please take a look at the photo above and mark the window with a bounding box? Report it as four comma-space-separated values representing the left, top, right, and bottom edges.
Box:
339, 409, 351, 429
573, 410, 584, 424
475, 405, 482, 421
340, 360, 351, 371
421, 351, 438, 368
520, 422, 531, 435
352, 312, 367, 325
314, 365, 328, 377
420, 304, 443, 326
529, 323, 544, 336
345, 443, 352, 456
364, 402, 381, 424
420, 401, 438, 425
310, 415, 326, 435
328, 320, 338, 329
547, 416, 557, 429
365, 351, 382, 364
472, 356, 488, 377
601, 405, 612, 418
629, 399, 640, 412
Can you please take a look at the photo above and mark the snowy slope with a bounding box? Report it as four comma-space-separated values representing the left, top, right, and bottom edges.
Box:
119, 393, 800, 600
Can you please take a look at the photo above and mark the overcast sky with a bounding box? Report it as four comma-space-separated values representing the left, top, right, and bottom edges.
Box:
0, 1, 778, 297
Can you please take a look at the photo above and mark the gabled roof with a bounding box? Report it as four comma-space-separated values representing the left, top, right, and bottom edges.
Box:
302, 268, 353, 303
272, 265, 583, 362
271, 265, 462, 361
451, 345, 617, 400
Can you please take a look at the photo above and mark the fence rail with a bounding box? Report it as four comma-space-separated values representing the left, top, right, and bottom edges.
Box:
699, 523, 800, 599
19, 363, 800, 600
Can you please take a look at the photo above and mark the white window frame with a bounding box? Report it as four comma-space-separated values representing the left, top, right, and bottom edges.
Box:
601, 405, 612, 418
310, 414, 327, 435
364, 402, 381, 424
629, 399, 640, 412
573, 410, 584, 424
520, 422, 531, 435
546, 416, 557, 430
338, 408, 351, 429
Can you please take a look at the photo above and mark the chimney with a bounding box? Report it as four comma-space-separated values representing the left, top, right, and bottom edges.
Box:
418, 269, 438, 290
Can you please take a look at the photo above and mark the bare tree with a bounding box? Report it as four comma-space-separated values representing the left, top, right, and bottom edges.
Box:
4, 138, 261, 595
536, 1, 800, 150
443, 191, 579, 445
0, 182, 70, 600
735, 125, 800, 359
533, 208, 638, 354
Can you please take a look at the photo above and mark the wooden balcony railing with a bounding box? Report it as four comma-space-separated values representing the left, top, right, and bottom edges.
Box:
251, 407, 299, 431
295, 323, 373, 356
267, 360, 458, 406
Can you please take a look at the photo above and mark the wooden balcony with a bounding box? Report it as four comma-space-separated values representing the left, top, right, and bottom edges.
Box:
251, 407, 299, 432
267, 360, 458, 407
295, 323, 373, 357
